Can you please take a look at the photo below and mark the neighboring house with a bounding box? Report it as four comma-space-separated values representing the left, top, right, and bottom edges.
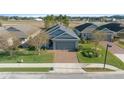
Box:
4, 25, 41, 44
0, 27, 13, 47
96, 23, 124, 32
99, 28, 116, 41
74, 23, 97, 40
117, 29, 124, 39
47, 24, 79, 51
96, 22, 124, 41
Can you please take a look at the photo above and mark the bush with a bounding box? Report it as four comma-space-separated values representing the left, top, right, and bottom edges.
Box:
78, 45, 83, 51
81, 48, 99, 58
28, 46, 36, 51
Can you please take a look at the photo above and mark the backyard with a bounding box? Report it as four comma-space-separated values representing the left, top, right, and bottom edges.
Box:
77, 43, 124, 70
0, 50, 54, 63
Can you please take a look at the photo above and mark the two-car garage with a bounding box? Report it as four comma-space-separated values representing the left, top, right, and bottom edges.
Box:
53, 40, 78, 50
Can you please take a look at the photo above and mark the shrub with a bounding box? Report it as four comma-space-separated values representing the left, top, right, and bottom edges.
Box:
81, 48, 99, 58
28, 46, 36, 51
78, 45, 84, 51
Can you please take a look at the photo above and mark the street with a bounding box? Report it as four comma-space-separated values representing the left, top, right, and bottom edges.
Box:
0, 72, 124, 79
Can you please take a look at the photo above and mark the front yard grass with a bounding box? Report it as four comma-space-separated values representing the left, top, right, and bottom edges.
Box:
0, 67, 50, 72
0, 50, 54, 63
77, 43, 124, 70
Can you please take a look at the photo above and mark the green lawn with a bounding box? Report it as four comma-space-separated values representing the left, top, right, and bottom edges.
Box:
0, 68, 50, 72
83, 68, 114, 72
0, 51, 54, 63
77, 43, 124, 70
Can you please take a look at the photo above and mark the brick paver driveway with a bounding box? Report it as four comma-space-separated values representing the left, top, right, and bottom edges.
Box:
53, 50, 78, 63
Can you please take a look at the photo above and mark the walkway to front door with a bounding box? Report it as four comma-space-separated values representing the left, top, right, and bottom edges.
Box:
53, 50, 78, 63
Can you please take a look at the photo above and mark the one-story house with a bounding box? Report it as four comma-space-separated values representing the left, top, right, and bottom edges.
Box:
117, 29, 124, 39
74, 23, 97, 40
0, 27, 13, 48
75, 22, 124, 42
96, 22, 124, 41
4, 25, 41, 44
47, 24, 80, 50
98, 28, 116, 41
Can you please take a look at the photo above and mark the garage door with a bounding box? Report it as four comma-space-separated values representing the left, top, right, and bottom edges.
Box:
55, 41, 76, 50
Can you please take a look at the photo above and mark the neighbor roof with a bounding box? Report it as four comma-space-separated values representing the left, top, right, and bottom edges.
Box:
0, 27, 12, 39
75, 23, 97, 32
97, 23, 124, 32
5, 25, 40, 38
99, 28, 114, 33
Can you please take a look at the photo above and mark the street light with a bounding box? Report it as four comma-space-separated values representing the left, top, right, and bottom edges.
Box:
103, 44, 112, 69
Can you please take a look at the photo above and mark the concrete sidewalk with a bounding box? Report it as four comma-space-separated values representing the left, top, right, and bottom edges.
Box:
0, 63, 121, 71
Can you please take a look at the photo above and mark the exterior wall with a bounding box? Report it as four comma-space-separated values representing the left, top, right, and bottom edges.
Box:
117, 32, 124, 39
81, 33, 93, 40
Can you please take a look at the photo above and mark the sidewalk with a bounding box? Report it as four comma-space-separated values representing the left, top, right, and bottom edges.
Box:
0, 63, 121, 71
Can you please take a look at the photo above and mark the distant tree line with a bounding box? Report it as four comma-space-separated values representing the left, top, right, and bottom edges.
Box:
0, 16, 35, 21
44, 15, 69, 28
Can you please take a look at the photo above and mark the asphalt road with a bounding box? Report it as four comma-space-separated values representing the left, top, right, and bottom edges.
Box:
0, 73, 124, 79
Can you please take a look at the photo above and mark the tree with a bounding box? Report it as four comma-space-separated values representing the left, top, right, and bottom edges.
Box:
0, 35, 20, 56
44, 15, 69, 29
28, 31, 49, 55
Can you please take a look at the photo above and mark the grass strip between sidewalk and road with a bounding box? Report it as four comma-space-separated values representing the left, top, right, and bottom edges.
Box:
0, 67, 51, 72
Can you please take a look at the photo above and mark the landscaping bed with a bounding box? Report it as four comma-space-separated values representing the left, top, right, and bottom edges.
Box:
77, 43, 124, 70
83, 68, 114, 72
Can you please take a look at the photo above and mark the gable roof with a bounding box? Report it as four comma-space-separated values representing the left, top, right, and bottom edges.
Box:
0, 27, 12, 39
46, 24, 59, 31
81, 25, 97, 33
97, 23, 124, 32
99, 28, 115, 33
75, 23, 97, 32
118, 29, 124, 33
47, 25, 79, 40
5, 25, 40, 38
52, 33, 78, 40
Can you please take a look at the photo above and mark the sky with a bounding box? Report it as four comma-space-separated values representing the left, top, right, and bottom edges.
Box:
0, 0, 124, 17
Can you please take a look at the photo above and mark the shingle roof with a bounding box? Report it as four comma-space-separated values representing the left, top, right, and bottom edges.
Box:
99, 28, 115, 33
47, 25, 79, 40
0, 27, 12, 39
46, 24, 59, 31
75, 23, 97, 32
5, 25, 40, 38
97, 23, 124, 32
